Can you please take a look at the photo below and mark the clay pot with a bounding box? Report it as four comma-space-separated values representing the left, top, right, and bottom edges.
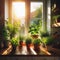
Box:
34, 44, 40, 54
31, 35, 39, 39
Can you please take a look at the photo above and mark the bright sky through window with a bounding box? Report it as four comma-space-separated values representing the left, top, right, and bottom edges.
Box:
12, 2, 25, 18
12, 2, 42, 18
31, 2, 42, 12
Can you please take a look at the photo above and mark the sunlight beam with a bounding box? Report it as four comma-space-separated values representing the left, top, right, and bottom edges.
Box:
12, 2, 25, 18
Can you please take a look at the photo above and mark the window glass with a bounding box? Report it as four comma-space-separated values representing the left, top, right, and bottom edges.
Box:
12, 2, 25, 36
30, 2, 43, 31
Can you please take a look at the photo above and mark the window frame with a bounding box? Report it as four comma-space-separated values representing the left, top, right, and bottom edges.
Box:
8, 0, 50, 35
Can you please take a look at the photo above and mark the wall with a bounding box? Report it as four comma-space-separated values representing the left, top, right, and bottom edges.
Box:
0, 0, 5, 27
0, 0, 5, 41
51, 0, 60, 35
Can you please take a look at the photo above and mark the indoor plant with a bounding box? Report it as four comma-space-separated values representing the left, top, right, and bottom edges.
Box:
33, 38, 41, 54
25, 37, 32, 48
25, 37, 32, 54
42, 36, 54, 46
40, 31, 49, 37
5, 19, 20, 39
29, 20, 42, 38
19, 35, 25, 48
1, 27, 10, 48
10, 37, 19, 55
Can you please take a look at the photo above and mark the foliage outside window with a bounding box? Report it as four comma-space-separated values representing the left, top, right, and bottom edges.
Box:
29, 2, 43, 35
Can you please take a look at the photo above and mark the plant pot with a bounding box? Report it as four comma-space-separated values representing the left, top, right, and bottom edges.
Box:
31, 35, 39, 39
34, 44, 40, 54
26, 44, 32, 54
10, 45, 16, 55
26, 44, 31, 50
19, 41, 23, 48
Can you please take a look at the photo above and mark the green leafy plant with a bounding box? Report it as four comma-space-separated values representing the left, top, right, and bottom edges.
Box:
11, 37, 19, 46
29, 19, 42, 35
2, 27, 9, 40
5, 19, 20, 39
33, 38, 41, 54
10, 26, 18, 39
1, 26, 10, 48
25, 37, 32, 45
19, 35, 25, 42
33, 38, 41, 45
19, 35, 25, 48
10, 37, 19, 55
40, 31, 49, 37
42, 36, 54, 45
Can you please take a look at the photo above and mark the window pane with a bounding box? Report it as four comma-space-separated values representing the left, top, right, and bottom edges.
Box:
12, 2, 25, 36
30, 2, 43, 18
12, 2, 25, 25
30, 2, 43, 31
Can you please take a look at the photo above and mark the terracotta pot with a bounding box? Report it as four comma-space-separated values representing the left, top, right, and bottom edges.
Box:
34, 45, 40, 54
26, 44, 31, 50
26, 44, 32, 55
19, 41, 23, 47
31, 35, 39, 39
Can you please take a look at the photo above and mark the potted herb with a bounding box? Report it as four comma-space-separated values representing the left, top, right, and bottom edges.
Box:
41, 36, 54, 52
33, 38, 41, 54
6, 19, 20, 39
40, 31, 49, 37
25, 37, 32, 47
45, 37, 54, 45
25, 37, 32, 54
6, 20, 14, 39
2, 27, 10, 48
19, 35, 25, 48
10, 37, 19, 55
40, 31, 50, 47
29, 20, 42, 38
42, 36, 54, 46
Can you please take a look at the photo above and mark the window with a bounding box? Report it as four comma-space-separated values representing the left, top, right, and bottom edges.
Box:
12, 2, 25, 26
30, 2, 43, 31
30, 2, 43, 18
7, 0, 51, 36
12, 2, 26, 36
47, 0, 51, 33
12, 1, 43, 36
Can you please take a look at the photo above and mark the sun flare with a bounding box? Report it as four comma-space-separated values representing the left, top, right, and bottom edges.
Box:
12, 2, 25, 18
